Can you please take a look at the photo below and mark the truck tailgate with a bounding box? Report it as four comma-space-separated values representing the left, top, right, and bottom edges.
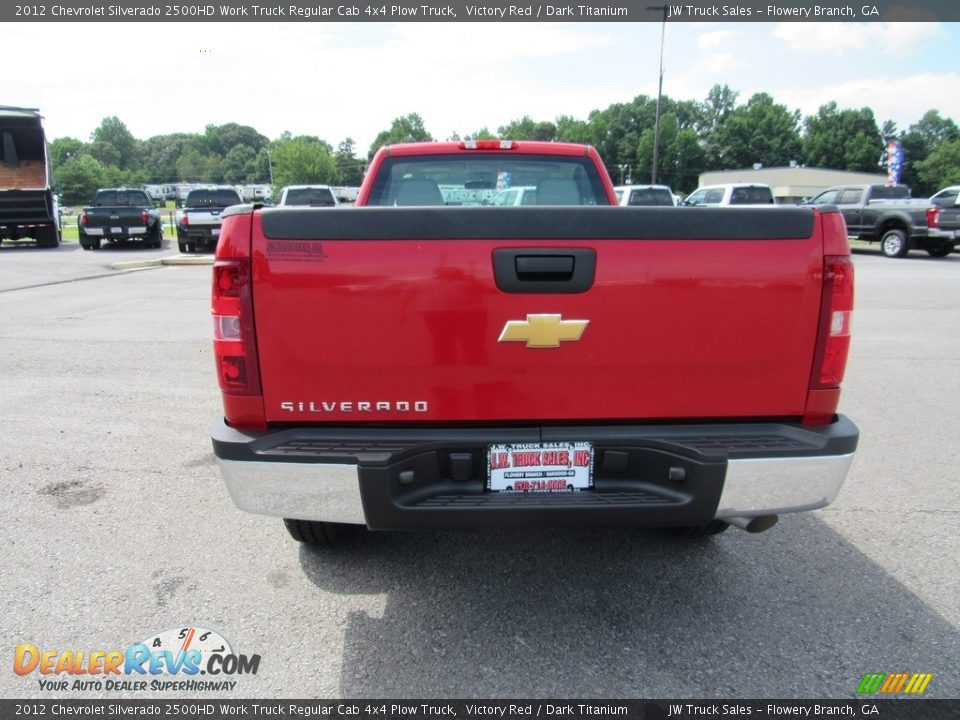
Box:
249, 207, 826, 424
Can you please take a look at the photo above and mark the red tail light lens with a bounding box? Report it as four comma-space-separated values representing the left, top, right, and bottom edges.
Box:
80, 212, 87, 226
182, 213, 189, 227
927, 206, 940, 228
141, 210, 149, 224
211, 260, 261, 396
811, 255, 854, 388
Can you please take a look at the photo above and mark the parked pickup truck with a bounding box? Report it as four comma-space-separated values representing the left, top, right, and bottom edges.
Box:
78, 188, 163, 250
210, 140, 858, 546
926, 185, 960, 255
277, 184, 338, 207
615, 184, 677, 206
803, 183, 940, 258
176, 186, 242, 253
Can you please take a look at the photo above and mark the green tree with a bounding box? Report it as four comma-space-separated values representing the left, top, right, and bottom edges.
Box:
711, 93, 802, 169
899, 110, 960, 195
915, 138, 960, 191
803, 102, 882, 172
334, 138, 365, 186
699, 85, 738, 170
177, 148, 217, 182
465, 127, 497, 140
497, 115, 557, 141
586, 95, 658, 175
368, 113, 433, 158
223, 144, 259, 183
48, 137, 87, 171
90, 116, 138, 171
202, 123, 268, 156
88, 141, 121, 169
637, 114, 706, 192
554, 115, 592, 144
140, 134, 195, 182
54, 155, 107, 205
271, 136, 337, 190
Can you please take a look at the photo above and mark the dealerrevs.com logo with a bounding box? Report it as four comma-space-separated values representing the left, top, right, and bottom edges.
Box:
14, 626, 260, 692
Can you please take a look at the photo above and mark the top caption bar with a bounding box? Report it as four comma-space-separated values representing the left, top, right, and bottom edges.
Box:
6, 0, 959, 21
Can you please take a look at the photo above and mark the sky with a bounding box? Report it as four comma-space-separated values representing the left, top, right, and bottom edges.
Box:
6, 20, 959, 154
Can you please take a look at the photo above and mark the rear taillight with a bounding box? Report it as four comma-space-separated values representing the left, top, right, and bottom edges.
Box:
212, 260, 261, 398
811, 255, 854, 389
927, 206, 940, 228
79, 212, 87, 226
182, 213, 189, 227
141, 210, 149, 224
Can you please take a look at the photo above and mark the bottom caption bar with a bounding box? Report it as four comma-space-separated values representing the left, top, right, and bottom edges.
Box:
0, 700, 953, 719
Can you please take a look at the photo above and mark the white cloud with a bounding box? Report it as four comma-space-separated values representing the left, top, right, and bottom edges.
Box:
697, 30, 736, 51
775, 73, 960, 129
773, 22, 945, 58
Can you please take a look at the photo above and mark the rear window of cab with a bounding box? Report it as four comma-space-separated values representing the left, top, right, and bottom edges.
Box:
365, 154, 611, 207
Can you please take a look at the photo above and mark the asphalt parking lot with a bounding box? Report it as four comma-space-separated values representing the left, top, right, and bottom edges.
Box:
0, 241, 958, 700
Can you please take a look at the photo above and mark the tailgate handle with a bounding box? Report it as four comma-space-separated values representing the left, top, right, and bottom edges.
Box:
516, 255, 574, 279
493, 248, 595, 294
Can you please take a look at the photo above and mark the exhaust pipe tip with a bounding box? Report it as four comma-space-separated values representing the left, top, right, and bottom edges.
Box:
727, 515, 779, 534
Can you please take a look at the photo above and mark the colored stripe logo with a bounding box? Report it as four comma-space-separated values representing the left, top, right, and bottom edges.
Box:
857, 672, 933, 694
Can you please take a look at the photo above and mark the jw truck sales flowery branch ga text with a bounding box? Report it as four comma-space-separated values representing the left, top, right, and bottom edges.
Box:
666, 4, 878, 17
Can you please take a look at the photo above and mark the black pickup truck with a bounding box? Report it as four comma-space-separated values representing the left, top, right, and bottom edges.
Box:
926, 185, 960, 255
804, 184, 939, 258
78, 188, 163, 250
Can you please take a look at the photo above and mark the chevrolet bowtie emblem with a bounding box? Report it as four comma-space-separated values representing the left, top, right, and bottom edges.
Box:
498, 314, 589, 348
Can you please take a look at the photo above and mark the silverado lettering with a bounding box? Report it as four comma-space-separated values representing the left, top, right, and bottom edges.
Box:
280, 401, 429, 413
210, 140, 859, 546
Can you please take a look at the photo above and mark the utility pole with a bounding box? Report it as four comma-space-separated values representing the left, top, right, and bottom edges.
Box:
647, 5, 669, 184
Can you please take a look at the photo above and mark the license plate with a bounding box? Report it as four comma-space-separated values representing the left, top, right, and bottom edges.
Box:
110, 226, 122, 234
487, 442, 593, 492
211, 228, 220, 236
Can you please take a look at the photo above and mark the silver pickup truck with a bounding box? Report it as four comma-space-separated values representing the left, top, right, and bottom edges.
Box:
175, 187, 242, 254
803, 184, 940, 258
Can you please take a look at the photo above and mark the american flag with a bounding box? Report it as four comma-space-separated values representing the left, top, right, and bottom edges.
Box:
887, 141, 904, 186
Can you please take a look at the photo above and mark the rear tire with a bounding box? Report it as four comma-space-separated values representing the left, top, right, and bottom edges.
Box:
36, 226, 59, 248
927, 241, 955, 258
90, 238, 101, 250
666, 520, 730, 537
880, 228, 910, 258
150, 225, 163, 249
283, 518, 360, 545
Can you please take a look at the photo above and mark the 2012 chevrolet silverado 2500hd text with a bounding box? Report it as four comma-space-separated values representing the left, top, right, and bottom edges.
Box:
210, 140, 859, 545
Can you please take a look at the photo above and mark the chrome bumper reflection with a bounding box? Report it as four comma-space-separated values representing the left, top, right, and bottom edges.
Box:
217, 458, 366, 525
715, 453, 855, 520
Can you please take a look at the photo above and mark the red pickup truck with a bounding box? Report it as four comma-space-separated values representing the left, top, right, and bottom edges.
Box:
210, 141, 858, 545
